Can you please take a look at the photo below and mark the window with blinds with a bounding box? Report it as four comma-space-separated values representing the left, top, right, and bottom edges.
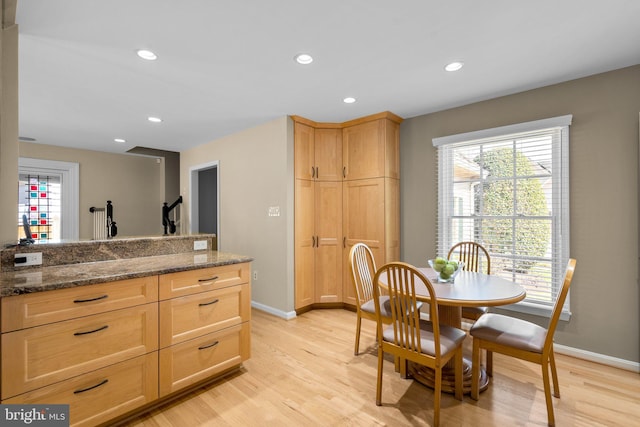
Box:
433, 115, 571, 317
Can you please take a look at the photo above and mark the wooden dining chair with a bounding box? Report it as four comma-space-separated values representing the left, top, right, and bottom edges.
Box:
470, 258, 577, 427
348, 242, 392, 355
373, 262, 466, 427
448, 241, 491, 322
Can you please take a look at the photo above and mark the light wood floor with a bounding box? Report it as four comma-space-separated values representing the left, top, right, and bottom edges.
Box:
124, 308, 640, 426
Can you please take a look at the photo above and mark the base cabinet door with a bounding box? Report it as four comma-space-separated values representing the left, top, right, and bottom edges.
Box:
2, 353, 158, 427
159, 322, 250, 397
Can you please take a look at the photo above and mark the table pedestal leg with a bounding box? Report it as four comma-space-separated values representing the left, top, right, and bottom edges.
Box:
410, 304, 489, 394
408, 358, 489, 394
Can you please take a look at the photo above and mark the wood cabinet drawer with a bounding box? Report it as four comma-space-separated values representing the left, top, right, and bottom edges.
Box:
1, 276, 159, 332
2, 353, 158, 427
159, 283, 250, 348
1, 303, 158, 398
159, 262, 250, 300
159, 322, 250, 396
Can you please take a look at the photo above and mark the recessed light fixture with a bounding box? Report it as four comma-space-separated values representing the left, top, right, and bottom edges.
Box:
445, 61, 464, 72
294, 53, 313, 65
114, 138, 126, 143
343, 97, 356, 104
147, 116, 162, 123
137, 49, 158, 61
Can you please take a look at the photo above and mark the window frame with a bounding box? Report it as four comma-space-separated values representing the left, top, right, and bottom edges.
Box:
18, 158, 79, 241
433, 115, 572, 320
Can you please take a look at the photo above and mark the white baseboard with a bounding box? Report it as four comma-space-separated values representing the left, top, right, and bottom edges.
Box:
251, 301, 296, 320
252, 303, 639, 373
553, 343, 639, 373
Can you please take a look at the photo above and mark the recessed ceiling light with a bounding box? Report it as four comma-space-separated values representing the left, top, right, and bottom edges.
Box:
147, 116, 162, 123
137, 49, 158, 61
343, 97, 356, 104
294, 53, 313, 65
114, 138, 126, 143
445, 61, 464, 72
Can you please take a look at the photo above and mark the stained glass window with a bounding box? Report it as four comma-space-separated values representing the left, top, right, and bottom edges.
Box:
18, 174, 62, 242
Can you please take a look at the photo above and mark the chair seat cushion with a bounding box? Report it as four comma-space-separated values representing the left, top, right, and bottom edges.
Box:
462, 306, 487, 320
361, 297, 423, 318
383, 319, 466, 356
470, 313, 547, 353
361, 296, 392, 317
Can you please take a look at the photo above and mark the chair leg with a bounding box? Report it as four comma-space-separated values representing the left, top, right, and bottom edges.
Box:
549, 348, 560, 398
376, 346, 384, 406
486, 349, 493, 377
471, 338, 481, 400
433, 367, 442, 427
354, 315, 362, 355
541, 359, 556, 426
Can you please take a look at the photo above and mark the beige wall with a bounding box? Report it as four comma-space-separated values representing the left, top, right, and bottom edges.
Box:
180, 116, 295, 315
400, 65, 640, 363
0, 7, 18, 246
20, 142, 164, 239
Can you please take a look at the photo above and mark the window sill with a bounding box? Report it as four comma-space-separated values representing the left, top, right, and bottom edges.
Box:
497, 301, 571, 321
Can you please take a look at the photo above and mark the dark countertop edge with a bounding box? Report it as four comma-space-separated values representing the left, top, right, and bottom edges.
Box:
0, 252, 254, 297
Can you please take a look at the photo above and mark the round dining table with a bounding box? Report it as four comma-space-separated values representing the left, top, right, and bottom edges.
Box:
379, 267, 526, 394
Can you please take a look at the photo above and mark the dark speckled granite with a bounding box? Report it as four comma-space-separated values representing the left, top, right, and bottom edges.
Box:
0, 234, 253, 297
1, 234, 217, 272
0, 251, 253, 296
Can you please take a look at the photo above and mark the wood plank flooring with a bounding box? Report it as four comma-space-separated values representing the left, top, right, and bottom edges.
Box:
123, 308, 640, 426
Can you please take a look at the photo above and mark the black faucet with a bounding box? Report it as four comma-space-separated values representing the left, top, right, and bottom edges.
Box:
162, 196, 183, 235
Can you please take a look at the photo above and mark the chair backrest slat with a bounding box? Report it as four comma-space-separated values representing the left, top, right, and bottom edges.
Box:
350, 243, 377, 306
374, 262, 441, 358
448, 241, 491, 274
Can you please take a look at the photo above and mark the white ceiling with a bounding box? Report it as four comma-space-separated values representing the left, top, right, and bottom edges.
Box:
15, 0, 640, 154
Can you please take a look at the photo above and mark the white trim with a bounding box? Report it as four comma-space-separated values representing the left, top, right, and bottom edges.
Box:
251, 301, 297, 320
497, 301, 571, 322
554, 344, 640, 373
189, 161, 220, 248
18, 158, 79, 241
432, 114, 573, 146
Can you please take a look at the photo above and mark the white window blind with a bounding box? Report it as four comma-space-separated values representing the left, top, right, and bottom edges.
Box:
433, 116, 571, 318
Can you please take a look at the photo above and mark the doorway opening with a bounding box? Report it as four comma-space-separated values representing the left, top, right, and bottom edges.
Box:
190, 161, 220, 248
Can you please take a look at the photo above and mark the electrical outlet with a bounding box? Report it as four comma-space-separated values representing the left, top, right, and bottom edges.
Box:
193, 240, 207, 251
253, 271, 258, 281
14, 252, 43, 267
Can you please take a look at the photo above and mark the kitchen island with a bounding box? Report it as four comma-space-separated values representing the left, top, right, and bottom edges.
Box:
0, 235, 253, 427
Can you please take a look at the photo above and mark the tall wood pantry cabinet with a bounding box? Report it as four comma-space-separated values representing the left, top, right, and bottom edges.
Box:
293, 112, 401, 311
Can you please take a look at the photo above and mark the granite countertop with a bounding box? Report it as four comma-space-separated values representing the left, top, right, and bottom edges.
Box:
0, 251, 253, 297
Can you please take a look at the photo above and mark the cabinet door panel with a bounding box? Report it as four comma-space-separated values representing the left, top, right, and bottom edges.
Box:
343, 121, 385, 180
315, 128, 342, 181
159, 323, 250, 396
294, 122, 315, 179
295, 179, 315, 309
315, 181, 343, 303
159, 283, 250, 348
1, 304, 158, 398
1, 276, 158, 332
343, 178, 385, 305
2, 353, 158, 427
159, 263, 249, 300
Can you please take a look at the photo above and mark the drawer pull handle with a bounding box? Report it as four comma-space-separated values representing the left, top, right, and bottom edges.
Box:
198, 340, 219, 350
74, 379, 108, 394
199, 298, 220, 307
74, 325, 109, 336
73, 294, 108, 303
198, 275, 219, 283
